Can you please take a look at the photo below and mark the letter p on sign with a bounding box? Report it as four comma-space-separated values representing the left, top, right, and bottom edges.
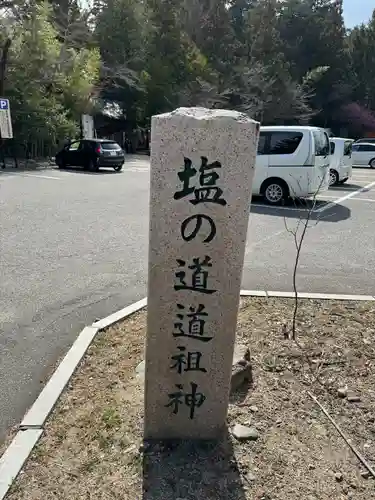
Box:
0, 99, 9, 110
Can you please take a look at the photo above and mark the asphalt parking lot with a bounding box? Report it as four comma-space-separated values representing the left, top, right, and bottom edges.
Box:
244, 166, 375, 293
0, 159, 375, 442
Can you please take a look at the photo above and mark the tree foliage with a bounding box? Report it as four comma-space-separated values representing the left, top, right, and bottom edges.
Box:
0, 1, 99, 150
1, 0, 375, 148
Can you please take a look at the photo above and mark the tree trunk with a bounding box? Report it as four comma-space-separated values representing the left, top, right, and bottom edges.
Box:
0, 37, 11, 166
0, 38, 12, 96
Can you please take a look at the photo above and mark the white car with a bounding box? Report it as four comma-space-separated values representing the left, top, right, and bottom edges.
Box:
329, 138, 353, 186
351, 143, 375, 168
253, 126, 330, 204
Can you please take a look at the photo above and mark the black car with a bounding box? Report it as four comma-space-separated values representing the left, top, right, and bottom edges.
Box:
55, 139, 125, 172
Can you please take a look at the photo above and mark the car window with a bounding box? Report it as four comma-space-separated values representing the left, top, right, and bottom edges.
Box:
269, 132, 303, 155
356, 144, 375, 152
330, 142, 335, 155
313, 130, 330, 156
68, 141, 80, 151
100, 142, 121, 150
352, 144, 359, 152
344, 142, 352, 156
356, 138, 375, 144
257, 132, 267, 155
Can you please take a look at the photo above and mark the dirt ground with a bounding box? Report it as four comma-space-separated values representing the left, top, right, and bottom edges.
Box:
5, 297, 375, 500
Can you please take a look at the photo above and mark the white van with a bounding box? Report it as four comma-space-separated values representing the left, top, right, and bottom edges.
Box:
254, 126, 330, 204
329, 138, 353, 186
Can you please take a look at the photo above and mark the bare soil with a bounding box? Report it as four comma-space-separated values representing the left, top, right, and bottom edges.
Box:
5, 298, 375, 500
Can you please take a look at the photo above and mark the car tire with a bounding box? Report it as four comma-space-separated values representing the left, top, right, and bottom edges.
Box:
56, 158, 65, 169
113, 164, 123, 172
88, 159, 99, 172
262, 179, 288, 205
369, 158, 375, 168
329, 169, 339, 186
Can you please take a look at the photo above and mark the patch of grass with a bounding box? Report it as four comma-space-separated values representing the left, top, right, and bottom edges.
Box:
101, 408, 122, 430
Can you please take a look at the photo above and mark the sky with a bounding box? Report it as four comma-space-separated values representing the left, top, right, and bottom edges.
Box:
343, 0, 374, 28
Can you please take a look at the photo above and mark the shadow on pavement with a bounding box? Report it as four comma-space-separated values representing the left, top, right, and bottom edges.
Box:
142, 433, 247, 500
56, 166, 122, 175
250, 199, 351, 223
0, 158, 55, 172
329, 182, 368, 192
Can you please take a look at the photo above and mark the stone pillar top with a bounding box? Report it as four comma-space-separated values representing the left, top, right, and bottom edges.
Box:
156, 107, 259, 124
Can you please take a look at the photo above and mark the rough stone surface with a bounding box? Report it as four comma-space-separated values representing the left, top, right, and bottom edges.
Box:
246, 471, 256, 481
334, 472, 343, 482
231, 342, 252, 393
337, 387, 347, 398
233, 344, 251, 365
347, 393, 361, 402
144, 107, 259, 439
135, 360, 145, 380
231, 360, 253, 393
231, 424, 259, 441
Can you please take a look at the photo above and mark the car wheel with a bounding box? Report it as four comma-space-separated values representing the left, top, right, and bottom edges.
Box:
113, 164, 123, 172
263, 180, 288, 205
369, 158, 375, 168
329, 169, 339, 186
56, 158, 65, 169
88, 159, 99, 172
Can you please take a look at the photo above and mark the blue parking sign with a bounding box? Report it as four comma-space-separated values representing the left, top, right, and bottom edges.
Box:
0, 99, 9, 110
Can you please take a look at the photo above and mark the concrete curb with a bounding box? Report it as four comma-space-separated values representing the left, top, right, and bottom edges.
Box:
1, 289, 374, 498
259, 291, 375, 301
93, 297, 147, 329
239, 290, 267, 297
0, 429, 43, 499
21, 298, 147, 430
20, 326, 99, 429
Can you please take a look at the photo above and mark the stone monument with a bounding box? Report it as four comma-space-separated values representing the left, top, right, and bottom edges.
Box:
144, 107, 259, 439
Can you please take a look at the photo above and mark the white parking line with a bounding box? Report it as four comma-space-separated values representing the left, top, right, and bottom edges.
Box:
6, 173, 61, 180
124, 167, 149, 173
318, 195, 375, 202
316, 180, 375, 212
330, 187, 362, 191
344, 197, 375, 203
317, 195, 342, 200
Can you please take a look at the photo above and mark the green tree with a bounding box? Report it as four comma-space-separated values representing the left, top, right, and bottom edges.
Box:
4, 2, 100, 150
144, 0, 212, 117
277, 0, 350, 128
347, 10, 375, 111
224, 0, 312, 122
